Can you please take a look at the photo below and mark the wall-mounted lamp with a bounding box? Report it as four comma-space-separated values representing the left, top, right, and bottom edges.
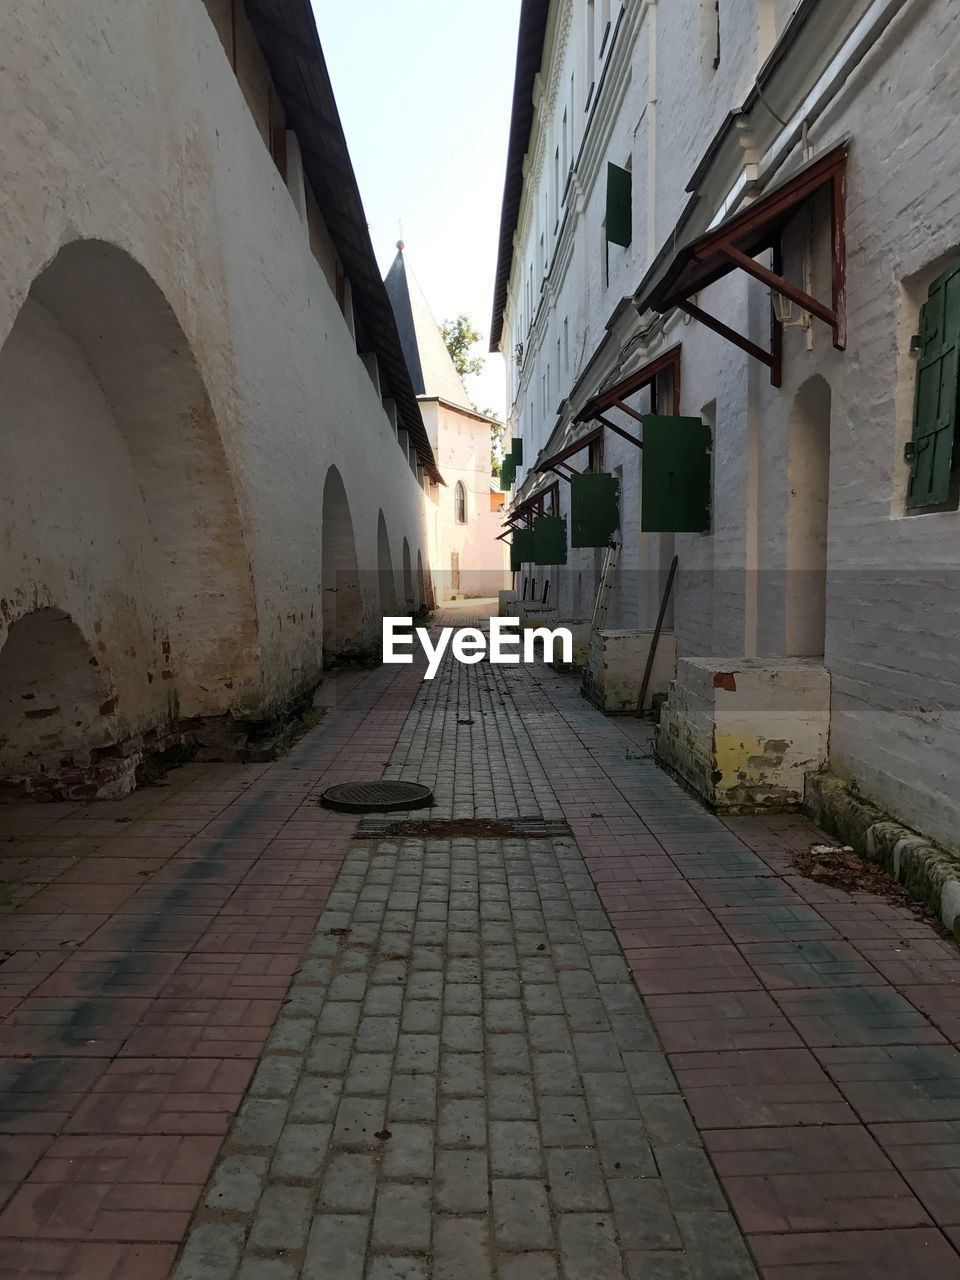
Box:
769, 289, 812, 331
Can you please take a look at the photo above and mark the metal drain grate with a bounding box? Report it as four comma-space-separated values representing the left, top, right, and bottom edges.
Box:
319, 780, 434, 814
353, 816, 572, 839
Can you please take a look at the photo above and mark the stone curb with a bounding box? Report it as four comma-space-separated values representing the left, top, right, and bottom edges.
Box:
805, 770, 960, 942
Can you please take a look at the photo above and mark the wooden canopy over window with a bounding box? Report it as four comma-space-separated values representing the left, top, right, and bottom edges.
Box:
640, 144, 847, 386
535, 423, 605, 477
533, 346, 682, 476
504, 481, 560, 528
576, 345, 682, 424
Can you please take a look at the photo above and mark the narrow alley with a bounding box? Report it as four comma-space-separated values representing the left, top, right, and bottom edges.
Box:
1, 606, 959, 1279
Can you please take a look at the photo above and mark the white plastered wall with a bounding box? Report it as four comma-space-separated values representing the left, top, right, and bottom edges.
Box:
0, 0, 431, 763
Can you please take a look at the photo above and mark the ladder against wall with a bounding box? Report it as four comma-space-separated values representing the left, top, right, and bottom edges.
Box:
590, 533, 621, 634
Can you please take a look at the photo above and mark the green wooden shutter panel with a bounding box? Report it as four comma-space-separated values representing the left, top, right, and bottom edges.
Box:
641, 416, 712, 533
500, 456, 516, 491
907, 261, 960, 509
510, 527, 535, 571
606, 162, 632, 248
510, 438, 524, 465
533, 515, 568, 565
570, 472, 620, 547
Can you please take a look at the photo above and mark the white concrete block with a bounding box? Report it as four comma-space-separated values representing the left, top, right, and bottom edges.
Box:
584, 629, 678, 714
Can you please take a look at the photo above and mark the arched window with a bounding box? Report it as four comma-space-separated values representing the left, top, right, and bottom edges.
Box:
455, 481, 467, 524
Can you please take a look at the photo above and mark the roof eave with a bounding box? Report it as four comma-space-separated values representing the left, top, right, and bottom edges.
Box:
489, 0, 551, 353
245, 2, 442, 483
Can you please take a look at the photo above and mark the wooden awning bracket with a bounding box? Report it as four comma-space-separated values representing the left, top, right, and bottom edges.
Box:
535, 423, 605, 475
534, 346, 682, 476
596, 414, 643, 450
679, 222, 844, 389
614, 399, 646, 426
679, 299, 782, 386
504, 479, 561, 532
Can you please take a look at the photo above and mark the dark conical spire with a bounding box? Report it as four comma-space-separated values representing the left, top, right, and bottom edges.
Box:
384, 244, 474, 411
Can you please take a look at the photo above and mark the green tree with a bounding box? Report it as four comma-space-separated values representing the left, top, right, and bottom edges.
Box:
442, 314, 503, 479
441, 314, 485, 379
490, 420, 505, 478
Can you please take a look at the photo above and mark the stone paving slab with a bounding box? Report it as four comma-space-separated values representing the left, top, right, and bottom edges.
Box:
0, 665, 422, 1278
510, 646, 960, 1275
171, 618, 754, 1279
4, 604, 960, 1276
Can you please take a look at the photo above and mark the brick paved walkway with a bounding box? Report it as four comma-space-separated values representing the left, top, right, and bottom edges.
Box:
510, 658, 960, 1277
2, 603, 960, 1277
0, 664, 421, 1279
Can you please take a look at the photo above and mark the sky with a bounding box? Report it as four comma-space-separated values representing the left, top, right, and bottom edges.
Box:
311, 0, 522, 419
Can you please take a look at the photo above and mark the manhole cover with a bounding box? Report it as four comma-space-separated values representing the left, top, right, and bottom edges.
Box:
319, 780, 434, 814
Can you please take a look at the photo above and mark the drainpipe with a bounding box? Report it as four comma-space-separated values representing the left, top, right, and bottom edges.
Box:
646, 0, 658, 267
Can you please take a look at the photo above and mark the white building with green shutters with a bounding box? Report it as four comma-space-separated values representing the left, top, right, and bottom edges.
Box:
491, 0, 960, 861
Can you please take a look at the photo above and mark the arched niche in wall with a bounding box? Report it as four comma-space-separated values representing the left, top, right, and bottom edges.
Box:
321, 466, 365, 665
0, 239, 261, 795
786, 374, 832, 658
0, 608, 129, 799
377, 511, 398, 617
402, 538, 415, 615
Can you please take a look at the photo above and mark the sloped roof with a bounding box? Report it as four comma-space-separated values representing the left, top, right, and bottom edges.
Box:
384, 246, 475, 413
489, 0, 551, 352
244, 0, 441, 482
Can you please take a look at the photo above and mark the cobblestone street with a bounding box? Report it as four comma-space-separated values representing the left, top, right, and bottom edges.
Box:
3, 606, 960, 1278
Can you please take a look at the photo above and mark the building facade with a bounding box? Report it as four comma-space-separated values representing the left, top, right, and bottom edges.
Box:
386, 245, 509, 603
0, 0, 438, 799
493, 0, 960, 852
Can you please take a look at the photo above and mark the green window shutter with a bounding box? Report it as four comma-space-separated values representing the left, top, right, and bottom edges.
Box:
510, 438, 524, 466
641, 416, 711, 533
511, 527, 535, 571
500, 456, 516, 491
907, 261, 960, 509
606, 162, 632, 248
533, 515, 568, 565
570, 473, 620, 547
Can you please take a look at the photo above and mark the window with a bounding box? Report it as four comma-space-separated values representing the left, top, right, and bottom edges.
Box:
588, 437, 604, 473
268, 86, 287, 182
561, 108, 569, 177
905, 258, 960, 512
563, 317, 570, 373
703, 0, 721, 70
454, 482, 467, 524
599, 0, 611, 54
553, 147, 560, 230
605, 160, 632, 248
